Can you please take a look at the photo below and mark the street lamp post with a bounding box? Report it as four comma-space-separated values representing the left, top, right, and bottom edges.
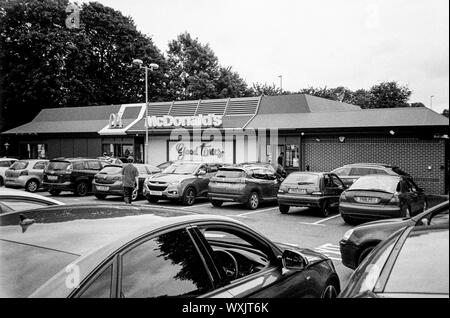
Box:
430, 95, 434, 110
278, 75, 283, 93
132, 59, 159, 164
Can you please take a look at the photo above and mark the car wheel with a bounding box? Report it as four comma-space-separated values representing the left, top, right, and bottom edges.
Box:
131, 188, 138, 201
211, 200, 223, 208
182, 187, 196, 206
320, 200, 331, 217
279, 204, 290, 214
49, 189, 61, 196
247, 192, 260, 210
75, 181, 88, 196
321, 283, 339, 298
0, 176, 3, 187
358, 246, 375, 266
95, 194, 107, 200
25, 180, 39, 193
146, 194, 159, 203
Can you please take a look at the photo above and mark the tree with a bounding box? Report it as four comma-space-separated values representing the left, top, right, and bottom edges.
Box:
250, 83, 282, 96
214, 66, 252, 98
166, 32, 219, 100
0, 0, 167, 132
443, 109, 449, 118
368, 81, 411, 109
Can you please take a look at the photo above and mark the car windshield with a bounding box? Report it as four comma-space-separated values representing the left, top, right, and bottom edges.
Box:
349, 176, 399, 193
99, 166, 122, 174
162, 162, 199, 175
215, 169, 246, 178
0, 240, 78, 297
10, 161, 28, 170
47, 161, 71, 171
284, 173, 320, 185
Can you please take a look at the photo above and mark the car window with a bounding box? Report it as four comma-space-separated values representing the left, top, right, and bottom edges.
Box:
73, 162, 84, 170
251, 168, 267, 180
350, 168, 373, 176
11, 161, 28, 170
0, 199, 53, 212
33, 161, 47, 170
0, 161, 13, 168
87, 161, 102, 171
429, 210, 449, 226
216, 169, 246, 178
349, 176, 400, 193
330, 175, 344, 187
374, 169, 389, 175
207, 165, 219, 173
120, 229, 212, 298
383, 229, 449, 295
264, 168, 276, 180
198, 226, 270, 283
79, 265, 112, 298
333, 167, 351, 176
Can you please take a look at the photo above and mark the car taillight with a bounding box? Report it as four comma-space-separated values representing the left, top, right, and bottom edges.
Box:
20, 171, 28, 176
389, 194, 400, 204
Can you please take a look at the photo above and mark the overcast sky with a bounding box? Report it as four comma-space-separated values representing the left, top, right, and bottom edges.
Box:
82, 0, 449, 113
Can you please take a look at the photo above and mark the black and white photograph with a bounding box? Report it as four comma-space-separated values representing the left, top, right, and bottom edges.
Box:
0, 0, 448, 305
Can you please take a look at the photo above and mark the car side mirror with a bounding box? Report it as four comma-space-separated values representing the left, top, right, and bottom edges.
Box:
282, 250, 309, 271
197, 170, 207, 176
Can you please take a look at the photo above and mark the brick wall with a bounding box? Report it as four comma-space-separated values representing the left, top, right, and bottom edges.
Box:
302, 136, 446, 195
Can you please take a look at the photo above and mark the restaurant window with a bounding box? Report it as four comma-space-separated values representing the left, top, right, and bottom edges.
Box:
285, 145, 300, 169
20, 144, 47, 159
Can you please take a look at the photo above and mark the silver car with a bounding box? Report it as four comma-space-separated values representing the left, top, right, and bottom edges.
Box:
4, 160, 49, 192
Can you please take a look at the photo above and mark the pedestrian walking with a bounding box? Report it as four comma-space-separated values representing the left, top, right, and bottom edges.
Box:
121, 156, 139, 204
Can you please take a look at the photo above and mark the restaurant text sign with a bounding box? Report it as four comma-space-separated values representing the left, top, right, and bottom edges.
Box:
147, 114, 223, 128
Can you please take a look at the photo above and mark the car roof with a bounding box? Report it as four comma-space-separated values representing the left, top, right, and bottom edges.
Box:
342, 163, 396, 168
0, 188, 64, 205
0, 158, 17, 161
0, 204, 242, 256
290, 171, 327, 176
50, 158, 101, 162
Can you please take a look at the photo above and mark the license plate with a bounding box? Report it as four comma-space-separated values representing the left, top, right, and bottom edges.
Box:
96, 186, 109, 191
355, 197, 380, 204
289, 188, 307, 194
47, 176, 58, 181
150, 191, 163, 196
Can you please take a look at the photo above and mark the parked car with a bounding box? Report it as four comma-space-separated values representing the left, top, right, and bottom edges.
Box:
43, 158, 110, 196
340, 200, 449, 270
339, 225, 449, 298
339, 175, 427, 225
0, 188, 63, 214
331, 163, 410, 187
92, 164, 160, 201
0, 158, 18, 187
0, 204, 340, 298
143, 161, 222, 205
97, 157, 123, 165
277, 172, 347, 217
4, 159, 48, 192
235, 162, 287, 178
208, 164, 282, 210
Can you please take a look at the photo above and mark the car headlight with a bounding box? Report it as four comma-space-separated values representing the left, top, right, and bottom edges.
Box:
168, 181, 181, 186
342, 229, 354, 241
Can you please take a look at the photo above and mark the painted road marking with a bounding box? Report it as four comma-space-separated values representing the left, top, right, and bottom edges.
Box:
314, 243, 342, 261
313, 214, 341, 225
180, 203, 212, 210
234, 207, 279, 217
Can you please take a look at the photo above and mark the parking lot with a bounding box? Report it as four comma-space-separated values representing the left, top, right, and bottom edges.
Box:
31, 189, 355, 288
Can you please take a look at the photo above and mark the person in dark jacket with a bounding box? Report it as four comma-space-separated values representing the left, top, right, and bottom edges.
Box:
121, 156, 139, 204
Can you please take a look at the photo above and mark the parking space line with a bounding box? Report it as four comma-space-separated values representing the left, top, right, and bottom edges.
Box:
312, 214, 341, 225
180, 203, 211, 210
235, 207, 279, 217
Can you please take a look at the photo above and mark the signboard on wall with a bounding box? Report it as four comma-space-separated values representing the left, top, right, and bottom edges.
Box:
169, 141, 229, 163
148, 114, 223, 128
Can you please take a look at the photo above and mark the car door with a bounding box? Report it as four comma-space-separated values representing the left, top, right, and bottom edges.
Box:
31, 161, 47, 183
86, 161, 103, 184
264, 168, 281, 199
192, 224, 319, 298
405, 178, 425, 215
329, 174, 346, 208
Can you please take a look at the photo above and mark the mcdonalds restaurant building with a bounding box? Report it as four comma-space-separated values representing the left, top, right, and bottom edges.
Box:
1, 94, 449, 194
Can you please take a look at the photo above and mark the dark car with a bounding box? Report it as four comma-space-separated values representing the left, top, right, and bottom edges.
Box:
208, 165, 283, 210
43, 158, 109, 196
0, 204, 340, 298
92, 164, 160, 201
339, 225, 449, 298
339, 175, 427, 225
340, 200, 449, 269
277, 172, 347, 217
143, 161, 223, 206
332, 163, 410, 187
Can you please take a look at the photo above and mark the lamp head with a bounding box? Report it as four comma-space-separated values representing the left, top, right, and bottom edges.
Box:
132, 59, 143, 66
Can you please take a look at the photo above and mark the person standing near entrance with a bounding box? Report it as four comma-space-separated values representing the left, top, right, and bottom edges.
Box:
121, 156, 139, 204
293, 155, 300, 169
277, 152, 284, 166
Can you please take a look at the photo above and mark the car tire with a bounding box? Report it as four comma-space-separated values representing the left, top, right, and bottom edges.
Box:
0, 176, 4, 187
95, 194, 107, 200
246, 192, 260, 210
75, 181, 89, 197
131, 188, 138, 201
342, 215, 356, 225
49, 189, 61, 196
211, 200, 223, 208
146, 195, 159, 203
319, 200, 331, 217
279, 204, 290, 214
182, 187, 196, 206
25, 180, 39, 193
358, 246, 376, 266
321, 281, 339, 298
